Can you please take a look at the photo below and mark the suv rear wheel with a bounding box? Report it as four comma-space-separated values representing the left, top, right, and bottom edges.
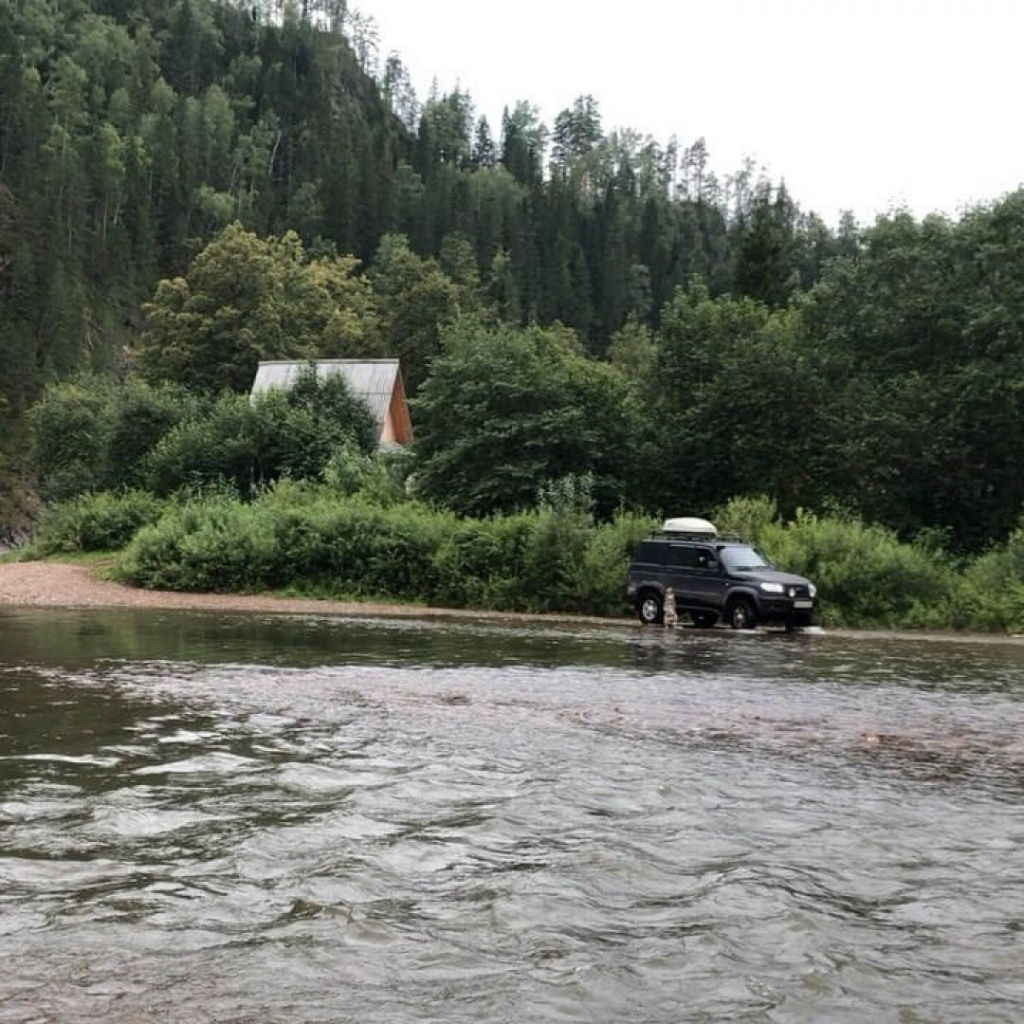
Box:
637, 591, 664, 626
728, 598, 757, 630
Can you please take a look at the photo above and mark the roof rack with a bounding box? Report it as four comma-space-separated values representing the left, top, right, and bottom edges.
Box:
649, 531, 747, 542
647, 525, 747, 543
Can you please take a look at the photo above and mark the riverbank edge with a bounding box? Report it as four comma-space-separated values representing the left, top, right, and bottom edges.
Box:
0, 559, 616, 627
3, 560, 1024, 647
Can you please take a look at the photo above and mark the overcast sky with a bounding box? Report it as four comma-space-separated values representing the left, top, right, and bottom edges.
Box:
353, 0, 1023, 225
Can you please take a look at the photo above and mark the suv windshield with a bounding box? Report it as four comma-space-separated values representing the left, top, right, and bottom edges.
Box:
718, 545, 772, 572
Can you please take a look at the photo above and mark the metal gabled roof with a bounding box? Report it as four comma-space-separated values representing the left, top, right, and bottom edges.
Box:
251, 359, 404, 442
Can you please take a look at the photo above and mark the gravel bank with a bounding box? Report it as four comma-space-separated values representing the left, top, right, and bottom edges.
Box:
0, 560, 612, 625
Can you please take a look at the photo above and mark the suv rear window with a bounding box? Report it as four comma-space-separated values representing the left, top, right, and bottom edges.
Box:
634, 541, 667, 565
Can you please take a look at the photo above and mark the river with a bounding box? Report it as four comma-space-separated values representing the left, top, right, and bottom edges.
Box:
1, 608, 1022, 1022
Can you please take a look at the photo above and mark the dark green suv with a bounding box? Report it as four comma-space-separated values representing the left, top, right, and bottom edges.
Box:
626, 519, 817, 630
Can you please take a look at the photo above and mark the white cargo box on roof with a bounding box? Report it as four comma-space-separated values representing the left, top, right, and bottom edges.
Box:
662, 517, 717, 536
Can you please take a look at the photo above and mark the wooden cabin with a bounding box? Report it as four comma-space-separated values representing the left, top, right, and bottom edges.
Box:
250, 359, 412, 447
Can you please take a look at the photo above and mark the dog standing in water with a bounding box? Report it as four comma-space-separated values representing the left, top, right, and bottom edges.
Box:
664, 587, 678, 628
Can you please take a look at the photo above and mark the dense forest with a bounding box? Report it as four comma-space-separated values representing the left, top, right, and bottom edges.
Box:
3, 0, 1024, 563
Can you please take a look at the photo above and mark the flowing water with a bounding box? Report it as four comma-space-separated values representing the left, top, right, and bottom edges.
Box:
1, 608, 1022, 1023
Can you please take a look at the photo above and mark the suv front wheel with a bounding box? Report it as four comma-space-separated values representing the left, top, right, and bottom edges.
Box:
728, 597, 757, 630
637, 591, 664, 626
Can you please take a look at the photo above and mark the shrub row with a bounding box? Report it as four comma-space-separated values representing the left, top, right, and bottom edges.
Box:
113, 483, 656, 616
36, 485, 1024, 632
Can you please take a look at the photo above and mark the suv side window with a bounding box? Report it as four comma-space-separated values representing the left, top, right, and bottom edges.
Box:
634, 541, 667, 565
667, 545, 696, 568
695, 547, 717, 570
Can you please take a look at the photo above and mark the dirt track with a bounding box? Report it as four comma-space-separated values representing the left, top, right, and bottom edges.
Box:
0, 560, 609, 624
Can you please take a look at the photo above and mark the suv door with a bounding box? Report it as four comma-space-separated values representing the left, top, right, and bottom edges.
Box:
663, 543, 696, 608
689, 545, 728, 612
661, 544, 723, 613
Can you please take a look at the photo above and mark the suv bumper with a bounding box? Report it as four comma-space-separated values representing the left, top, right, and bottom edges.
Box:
758, 595, 816, 623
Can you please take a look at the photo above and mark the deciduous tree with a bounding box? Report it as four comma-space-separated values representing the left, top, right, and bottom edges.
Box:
138, 222, 378, 391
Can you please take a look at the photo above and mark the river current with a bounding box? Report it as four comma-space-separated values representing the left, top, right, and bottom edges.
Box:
1, 608, 1022, 1022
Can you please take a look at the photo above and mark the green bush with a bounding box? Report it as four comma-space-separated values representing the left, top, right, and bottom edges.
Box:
144, 394, 259, 497
574, 512, 659, 616
322, 445, 414, 505
110, 481, 1024, 632
117, 497, 275, 592
27, 369, 380, 507
516, 510, 591, 612
430, 514, 534, 610
141, 371, 379, 499
284, 366, 378, 454
250, 393, 334, 486
956, 524, 1024, 632
713, 495, 780, 544
173, 502, 275, 592
28, 378, 115, 501
755, 510, 956, 628
104, 379, 202, 490
32, 490, 167, 554
262, 499, 335, 588
28, 377, 201, 501
280, 498, 420, 597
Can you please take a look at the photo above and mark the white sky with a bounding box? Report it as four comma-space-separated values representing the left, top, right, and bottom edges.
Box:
354, 0, 1024, 225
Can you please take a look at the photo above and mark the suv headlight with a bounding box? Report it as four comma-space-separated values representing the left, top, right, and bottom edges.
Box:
809, 583, 817, 598
759, 582, 784, 594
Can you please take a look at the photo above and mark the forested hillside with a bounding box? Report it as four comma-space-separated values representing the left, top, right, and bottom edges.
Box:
3, 0, 1024, 558
0, 0, 835, 417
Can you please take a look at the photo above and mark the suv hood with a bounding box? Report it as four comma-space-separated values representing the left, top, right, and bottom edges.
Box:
734, 568, 812, 588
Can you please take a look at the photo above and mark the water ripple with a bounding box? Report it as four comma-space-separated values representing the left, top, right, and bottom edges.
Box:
1, 609, 1022, 1022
